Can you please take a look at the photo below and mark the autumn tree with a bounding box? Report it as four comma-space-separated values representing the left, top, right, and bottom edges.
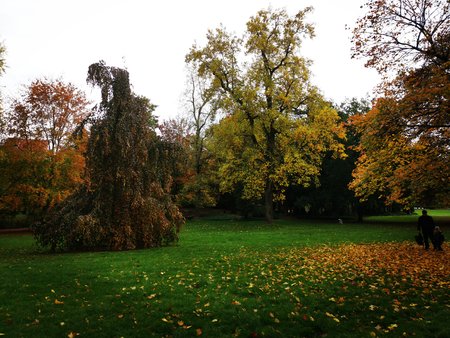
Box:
350, 96, 450, 207
183, 65, 219, 175
6, 78, 89, 153
0, 139, 49, 221
187, 8, 345, 222
285, 98, 374, 219
352, 0, 449, 74
0, 79, 88, 224
157, 117, 194, 205
350, 0, 450, 207
33, 61, 183, 251
176, 65, 220, 208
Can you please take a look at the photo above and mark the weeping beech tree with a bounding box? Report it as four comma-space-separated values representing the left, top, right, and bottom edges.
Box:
33, 61, 184, 251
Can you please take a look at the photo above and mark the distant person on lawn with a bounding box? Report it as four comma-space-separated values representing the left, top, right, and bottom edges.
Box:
417, 210, 435, 250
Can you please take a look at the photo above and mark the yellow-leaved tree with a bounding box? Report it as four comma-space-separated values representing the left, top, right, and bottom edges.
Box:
186, 8, 345, 222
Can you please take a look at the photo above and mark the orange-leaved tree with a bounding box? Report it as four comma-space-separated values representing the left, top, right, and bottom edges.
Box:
0, 79, 89, 223
350, 0, 449, 207
8, 78, 89, 153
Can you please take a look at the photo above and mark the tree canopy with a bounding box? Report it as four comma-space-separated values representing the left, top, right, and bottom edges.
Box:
33, 62, 183, 251
7, 78, 89, 153
187, 8, 345, 222
350, 0, 450, 207
0, 79, 88, 222
176, 65, 219, 208
352, 0, 449, 74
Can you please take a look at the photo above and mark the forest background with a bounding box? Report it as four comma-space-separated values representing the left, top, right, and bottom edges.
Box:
0, 0, 448, 234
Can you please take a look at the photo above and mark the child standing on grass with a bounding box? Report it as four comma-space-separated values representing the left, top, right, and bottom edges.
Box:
433, 226, 444, 251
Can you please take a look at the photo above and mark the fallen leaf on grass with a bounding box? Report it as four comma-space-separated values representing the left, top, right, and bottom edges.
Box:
388, 324, 398, 330
196, 328, 203, 336
325, 312, 340, 323
54, 299, 64, 305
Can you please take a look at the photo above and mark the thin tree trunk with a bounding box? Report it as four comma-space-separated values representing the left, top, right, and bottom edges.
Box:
265, 179, 274, 223
357, 202, 364, 223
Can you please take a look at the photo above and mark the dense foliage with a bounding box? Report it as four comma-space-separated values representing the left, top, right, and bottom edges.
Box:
350, 0, 450, 207
1, 3, 448, 229
6, 79, 89, 153
0, 138, 85, 222
285, 98, 374, 218
187, 8, 345, 222
33, 62, 183, 251
0, 79, 88, 225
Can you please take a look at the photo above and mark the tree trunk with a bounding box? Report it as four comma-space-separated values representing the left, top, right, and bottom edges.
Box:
357, 202, 364, 223
265, 179, 274, 223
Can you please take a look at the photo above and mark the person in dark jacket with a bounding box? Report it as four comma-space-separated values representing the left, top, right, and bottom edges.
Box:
417, 210, 435, 250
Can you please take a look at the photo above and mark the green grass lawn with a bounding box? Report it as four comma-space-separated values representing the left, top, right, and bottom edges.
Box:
0, 216, 448, 337
364, 209, 450, 224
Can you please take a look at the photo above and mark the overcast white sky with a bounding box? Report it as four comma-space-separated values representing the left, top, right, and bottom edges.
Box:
0, 0, 379, 120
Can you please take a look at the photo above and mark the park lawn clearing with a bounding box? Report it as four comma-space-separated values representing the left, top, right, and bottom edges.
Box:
0, 219, 449, 337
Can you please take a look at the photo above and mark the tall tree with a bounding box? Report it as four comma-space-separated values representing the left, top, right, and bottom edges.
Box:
33, 62, 183, 251
175, 65, 220, 208
187, 8, 345, 222
183, 64, 219, 176
350, 0, 450, 207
